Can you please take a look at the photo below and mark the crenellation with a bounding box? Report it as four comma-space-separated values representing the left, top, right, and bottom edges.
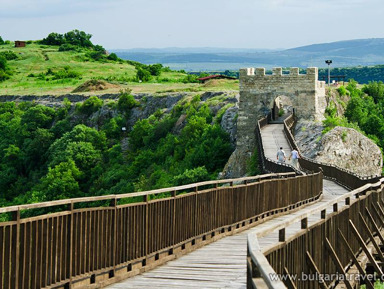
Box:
272, 67, 282, 76
306, 67, 317, 75
290, 67, 299, 75
255, 68, 265, 76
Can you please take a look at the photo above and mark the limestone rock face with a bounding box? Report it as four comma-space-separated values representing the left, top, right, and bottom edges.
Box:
316, 127, 382, 176
220, 148, 250, 179
220, 106, 238, 147
294, 121, 382, 177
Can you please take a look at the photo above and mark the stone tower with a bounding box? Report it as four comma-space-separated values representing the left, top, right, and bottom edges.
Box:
223, 67, 327, 178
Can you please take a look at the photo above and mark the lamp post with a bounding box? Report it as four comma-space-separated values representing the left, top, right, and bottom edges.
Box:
325, 60, 332, 86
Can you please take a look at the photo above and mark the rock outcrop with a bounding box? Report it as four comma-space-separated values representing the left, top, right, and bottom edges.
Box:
294, 120, 382, 177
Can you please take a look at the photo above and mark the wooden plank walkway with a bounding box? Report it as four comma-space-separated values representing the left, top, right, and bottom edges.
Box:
107, 124, 350, 289
261, 124, 293, 165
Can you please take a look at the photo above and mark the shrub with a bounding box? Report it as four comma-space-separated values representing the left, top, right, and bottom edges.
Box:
337, 85, 348, 96
0, 36, 4, 45
87, 50, 105, 61
173, 166, 210, 186
58, 43, 77, 51
77, 96, 103, 116
117, 89, 139, 112
0, 50, 18, 60
136, 68, 152, 82
52, 67, 81, 80
41, 32, 65, 46
182, 74, 198, 83
107, 53, 119, 61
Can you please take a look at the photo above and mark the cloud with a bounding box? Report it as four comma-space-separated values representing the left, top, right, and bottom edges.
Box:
0, 0, 124, 18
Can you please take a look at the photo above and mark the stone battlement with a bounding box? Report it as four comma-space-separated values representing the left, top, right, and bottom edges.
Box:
240, 67, 318, 77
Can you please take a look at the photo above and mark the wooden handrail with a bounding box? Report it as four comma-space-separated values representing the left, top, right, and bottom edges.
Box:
0, 172, 295, 214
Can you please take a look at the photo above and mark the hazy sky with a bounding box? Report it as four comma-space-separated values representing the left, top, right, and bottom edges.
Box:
1, 0, 383, 50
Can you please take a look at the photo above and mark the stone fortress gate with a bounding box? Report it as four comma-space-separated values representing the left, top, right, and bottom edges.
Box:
223, 67, 327, 177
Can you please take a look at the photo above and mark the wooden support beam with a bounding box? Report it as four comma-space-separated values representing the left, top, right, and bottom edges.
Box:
283, 267, 298, 289
338, 229, 375, 289
349, 220, 384, 277
372, 204, 384, 228
376, 202, 384, 219
365, 208, 384, 247
306, 251, 329, 289
359, 213, 384, 262
325, 238, 353, 289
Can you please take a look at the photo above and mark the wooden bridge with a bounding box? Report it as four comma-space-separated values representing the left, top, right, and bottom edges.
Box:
0, 114, 382, 289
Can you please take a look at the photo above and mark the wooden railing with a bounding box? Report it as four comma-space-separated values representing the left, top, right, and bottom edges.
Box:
247, 114, 384, 289
248, 177, 384, 289
0, 171, 323, 289
283, 114, 381, 189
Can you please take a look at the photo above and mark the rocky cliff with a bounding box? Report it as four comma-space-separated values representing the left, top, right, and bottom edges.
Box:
294, 120, 382, 177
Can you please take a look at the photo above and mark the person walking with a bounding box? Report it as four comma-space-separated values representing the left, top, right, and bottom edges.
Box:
289, 148, 300, 169
276, 147, 286, 163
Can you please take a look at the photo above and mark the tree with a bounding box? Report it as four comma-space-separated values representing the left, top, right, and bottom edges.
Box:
32, 160, 82, 202
107, 53, 119, 61
0, 36, 4, 45
117, 89, 139, 112
148, 63, 163, 76
21, 105, 56, 131
0, 55, 7, 71
64, 29, 93, 48
362, 81, 384, 104
136, 68, 152, 82
77, 96, 103, 116
40, 32, 65, 46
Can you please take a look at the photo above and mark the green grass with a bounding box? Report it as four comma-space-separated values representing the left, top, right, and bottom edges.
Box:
0, 43, 239, 95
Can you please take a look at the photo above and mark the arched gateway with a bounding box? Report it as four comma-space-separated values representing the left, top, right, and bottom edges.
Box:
223, 67, 327, 177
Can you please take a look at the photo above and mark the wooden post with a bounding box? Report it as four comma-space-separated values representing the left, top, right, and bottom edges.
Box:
111, 197, 117, 277
345, 197, 350, 206
301, 218, 308, 229
68, 203, 74, 289
333, 203, 338, 213
279, 228, 285, 242
172, 190, 176, 248
13, 210, 21, 289
144, 195, 148, 264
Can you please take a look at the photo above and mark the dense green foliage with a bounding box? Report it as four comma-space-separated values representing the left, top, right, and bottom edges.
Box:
323, 81, 384, 151
0, 94, 233, 209
41, 30, 93, 48
0, 55, 12, 81
0, 36, 4, 45
318, 66, 384, 84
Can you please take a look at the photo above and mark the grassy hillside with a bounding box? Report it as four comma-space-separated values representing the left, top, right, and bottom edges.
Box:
0, 43, 238, 95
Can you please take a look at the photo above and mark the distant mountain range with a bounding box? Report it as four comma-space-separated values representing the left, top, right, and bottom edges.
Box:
111, 38, 384, 71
